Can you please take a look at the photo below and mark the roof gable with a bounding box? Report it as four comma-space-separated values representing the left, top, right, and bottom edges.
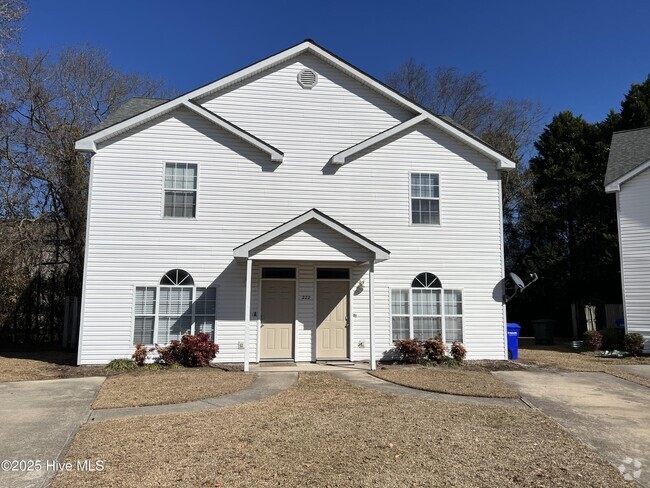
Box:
75, 40, 516, 170
605, 126, 650, 192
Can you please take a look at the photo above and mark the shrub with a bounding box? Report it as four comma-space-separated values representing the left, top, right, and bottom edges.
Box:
181, 332, 219, 367
394, 339, 424, 364
601, 327, 624, 350
422, 338, 446, 363
450, 341, 467, 363
623, 333, 645, 356
156, 333, 219, 367
156, 340, 183, 365
583, 330, 603, 351
132, 344, 150, 366
105, 358, 136, 372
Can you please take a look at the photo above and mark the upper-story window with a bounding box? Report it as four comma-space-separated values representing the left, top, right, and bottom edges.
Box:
411, 173, 439, 225
164, 163, 197, 218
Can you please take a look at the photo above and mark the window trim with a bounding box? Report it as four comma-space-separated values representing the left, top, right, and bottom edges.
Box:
132, 282, 216, 346
389, 286, 463, 343
409, 172, 441, 226
161, 161, 200, 220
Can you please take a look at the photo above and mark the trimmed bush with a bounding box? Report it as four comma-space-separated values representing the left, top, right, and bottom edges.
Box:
105, 358, 137, 372
583, 330, 603, 351
450, 341, 467, 363
601, 327, 624, 350
422, 338, 446, 363
132, 344, 150, 366
155, 333, 219, 367
394, 339, 424, 364
623, 333, 645, 356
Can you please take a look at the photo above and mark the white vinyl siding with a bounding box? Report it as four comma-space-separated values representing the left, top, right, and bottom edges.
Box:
79, 51, 506, 364
391, 288, 463, 343
618, 168, 650, 351
164, 162, 197, 218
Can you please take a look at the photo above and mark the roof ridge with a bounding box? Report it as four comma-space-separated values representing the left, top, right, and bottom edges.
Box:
612, 126, 650, 135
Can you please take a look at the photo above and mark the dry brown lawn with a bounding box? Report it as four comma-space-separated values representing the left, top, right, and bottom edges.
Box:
371, 366, 519, 398
519, 341, 650, 388
0, 351, 105, 381
53, 373, 630, 488
93, 369, 256, 409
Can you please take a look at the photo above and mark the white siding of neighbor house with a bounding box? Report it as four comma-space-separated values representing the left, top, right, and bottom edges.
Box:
618, 168, 650, 351
78, 52, 506, 364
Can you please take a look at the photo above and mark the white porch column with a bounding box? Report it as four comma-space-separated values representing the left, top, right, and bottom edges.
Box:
369, 259, 376, 371
244, 258, 252, 373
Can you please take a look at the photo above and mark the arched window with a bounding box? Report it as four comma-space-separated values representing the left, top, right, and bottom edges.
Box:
160, 269, 194, 286
134, 269, 216, 346
411, 272, 442, 288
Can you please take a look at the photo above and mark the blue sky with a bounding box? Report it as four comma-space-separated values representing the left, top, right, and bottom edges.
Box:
21, 0, 650, 124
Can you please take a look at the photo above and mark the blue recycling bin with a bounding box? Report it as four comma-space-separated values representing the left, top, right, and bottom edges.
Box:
507, 323, 521, 360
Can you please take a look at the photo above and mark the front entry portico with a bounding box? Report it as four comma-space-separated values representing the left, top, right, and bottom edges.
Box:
233, 209, 390, 372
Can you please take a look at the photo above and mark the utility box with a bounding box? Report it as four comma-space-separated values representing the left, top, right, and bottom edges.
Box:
507, 323, 521, 360
532, 319, 555, 345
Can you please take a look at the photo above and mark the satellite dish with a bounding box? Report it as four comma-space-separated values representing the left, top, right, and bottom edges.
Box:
509, 272, 526, 290
504, 272, 538, 303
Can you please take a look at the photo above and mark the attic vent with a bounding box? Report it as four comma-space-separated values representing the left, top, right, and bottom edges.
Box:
297, 68, 318, 89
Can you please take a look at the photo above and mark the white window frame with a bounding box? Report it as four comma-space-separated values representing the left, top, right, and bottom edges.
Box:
162, 161, 199, 219
133, 284, 216, 346
389, 287, 463, 343
410, 172, 440, 226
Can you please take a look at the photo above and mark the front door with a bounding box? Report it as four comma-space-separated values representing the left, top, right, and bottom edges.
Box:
260, 280, 295, 360
317, 281, 349, 359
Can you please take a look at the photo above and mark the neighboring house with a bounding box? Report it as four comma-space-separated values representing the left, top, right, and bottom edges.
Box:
75, 40, 516, 369
605, 127, 650, 352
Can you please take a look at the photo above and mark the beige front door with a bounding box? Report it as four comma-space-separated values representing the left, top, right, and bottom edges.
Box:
317, 281, 349, 359
260, 280, 295, 360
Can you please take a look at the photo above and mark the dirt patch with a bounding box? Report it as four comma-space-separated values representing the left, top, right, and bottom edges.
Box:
53, 373, 630, 488
93, 369, 256, 409
519, 341, 650, 388
372, 366, 519, 398
0, 351, 106, 382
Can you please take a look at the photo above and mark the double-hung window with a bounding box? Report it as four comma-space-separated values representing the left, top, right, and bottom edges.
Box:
133, 269, 216, 345
164, 163, 197, 218
411, 173, 440, 225
391, 273, 463, 343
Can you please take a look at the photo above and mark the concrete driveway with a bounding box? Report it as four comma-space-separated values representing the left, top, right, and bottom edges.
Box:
494, 369, 650, 486
0, 377, 104, 488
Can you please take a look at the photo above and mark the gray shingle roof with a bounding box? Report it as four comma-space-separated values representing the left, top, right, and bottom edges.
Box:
605, 126, 650, 186
85, 97, 169, 137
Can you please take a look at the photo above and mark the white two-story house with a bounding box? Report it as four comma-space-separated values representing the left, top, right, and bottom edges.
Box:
75, 40, 516, 369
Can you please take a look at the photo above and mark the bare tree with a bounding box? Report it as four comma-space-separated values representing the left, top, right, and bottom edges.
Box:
386, 60, 545, 162
0, 0, 26, 66
0, 46, 174, 343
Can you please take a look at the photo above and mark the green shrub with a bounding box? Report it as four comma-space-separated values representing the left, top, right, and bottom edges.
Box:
601, 328, 624, 350
583, 330, 603, 351
105, 358, 136, 372
450, 341, 467, 363
394, 339, 424, 364
623, 333, 645, 356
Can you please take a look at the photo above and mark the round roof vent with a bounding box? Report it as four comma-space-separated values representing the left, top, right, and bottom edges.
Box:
297, 68, 318, 89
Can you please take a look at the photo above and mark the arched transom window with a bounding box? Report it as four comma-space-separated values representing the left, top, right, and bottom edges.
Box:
133, 269, 216, 346
391, 273, 463, 344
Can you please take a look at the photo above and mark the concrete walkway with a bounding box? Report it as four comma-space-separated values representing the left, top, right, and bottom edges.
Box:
333, 370, 527, 408
0, 377, 104, 488
89, 372, 297, 421
494, 370, 650, 486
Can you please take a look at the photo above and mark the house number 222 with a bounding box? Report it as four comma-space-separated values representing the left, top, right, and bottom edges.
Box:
301, 295, 312, 300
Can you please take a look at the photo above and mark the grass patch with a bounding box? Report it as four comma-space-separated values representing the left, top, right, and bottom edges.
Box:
0, 351, 106, 381
92, 368, 256, 409
519, 339, 650, 388
53, 373, 629, 487
372, 366, 520, 398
